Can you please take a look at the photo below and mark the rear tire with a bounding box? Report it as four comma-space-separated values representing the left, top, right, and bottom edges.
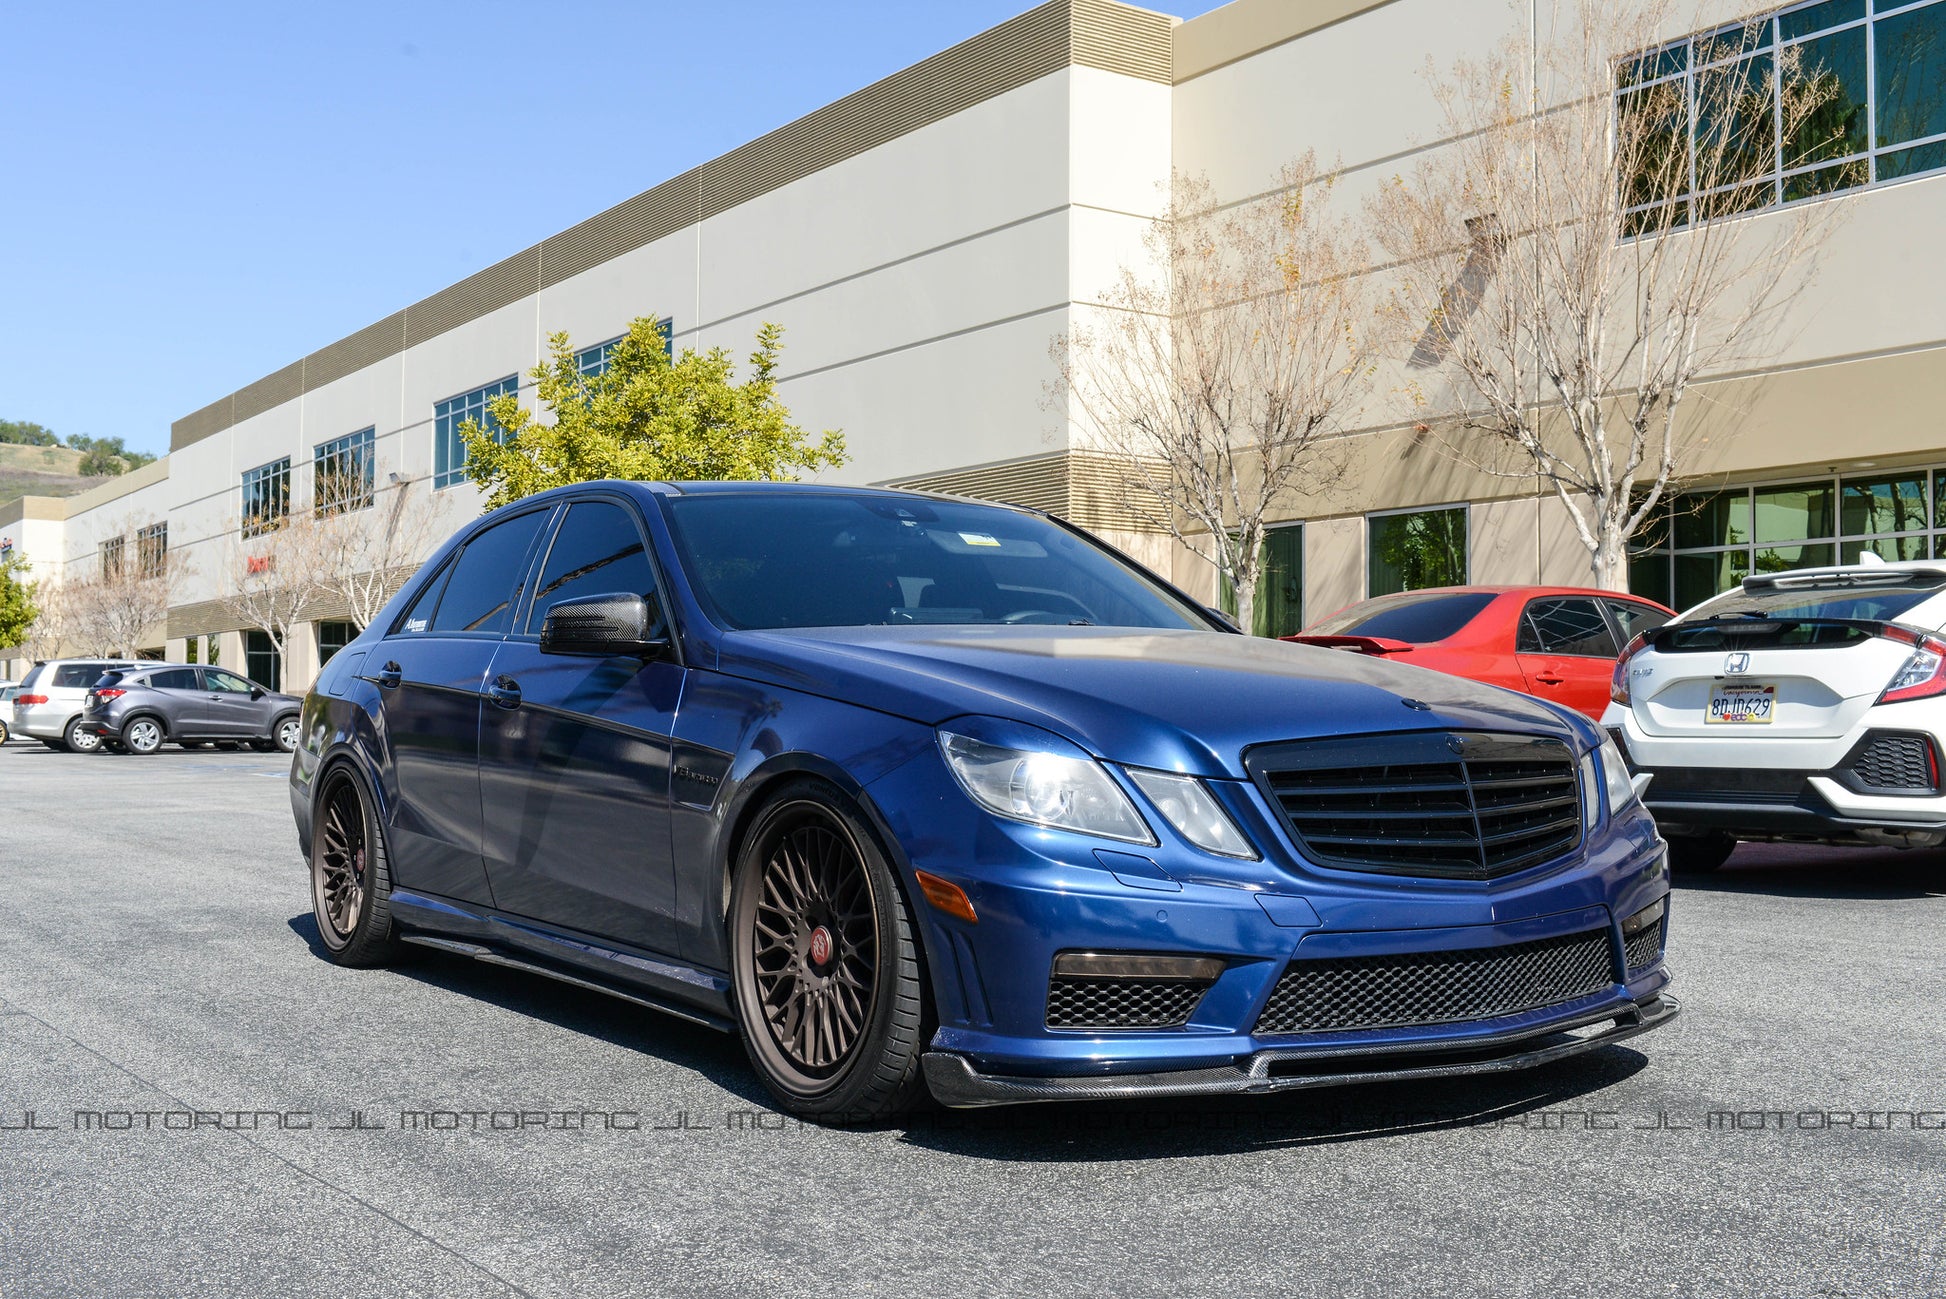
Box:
310, 766, 400, 967
728, 780, 930, 1122
62, 718, 101, 754
1668, 833, 1737, 874
123, 717, 165, 755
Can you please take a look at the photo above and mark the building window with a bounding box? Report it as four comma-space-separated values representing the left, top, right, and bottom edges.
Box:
1629, 467, 1946, 608
242, 457, 292, 537
433, 376, 519, 489
573, 318, 673, 379
1619, 0, 1946, 232
1220, 524, 1305, 636
99, 536, 125, 580
136, 522, 168, 578
244, 630, 281, 691
1368, 506, 1469, 598
315, 428, 375, 515
316, 620, 357, 666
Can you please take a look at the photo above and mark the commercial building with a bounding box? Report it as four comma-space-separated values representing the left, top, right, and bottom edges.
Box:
6, 0, 1945, 688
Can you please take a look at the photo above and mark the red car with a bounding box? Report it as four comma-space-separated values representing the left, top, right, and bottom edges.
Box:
1283, 586, 1676, 720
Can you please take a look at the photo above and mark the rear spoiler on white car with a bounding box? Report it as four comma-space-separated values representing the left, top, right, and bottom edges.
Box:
1742, 561, 1946, 591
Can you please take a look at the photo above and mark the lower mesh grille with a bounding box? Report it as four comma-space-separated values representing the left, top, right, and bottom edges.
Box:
1046, 977, 1209, 1029
1255, 928, 1615, 1035
1624, 917, 1667, 972
1851, 733, 1936, 791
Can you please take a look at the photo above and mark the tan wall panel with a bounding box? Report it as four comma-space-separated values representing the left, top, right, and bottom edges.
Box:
1470, 495, 1542, 587
1304, 515, 1364, 620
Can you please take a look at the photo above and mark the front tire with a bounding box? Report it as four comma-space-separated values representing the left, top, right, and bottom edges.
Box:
729, 781, 929, 1121
1668, 832, 1737, 874
311, 767, 400, 967
274, 714, 300, 753
63, 718, 101, 754
123, 717, 164, 755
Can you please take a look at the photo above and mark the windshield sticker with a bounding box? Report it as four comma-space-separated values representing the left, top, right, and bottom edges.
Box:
958, 532, 1001, 547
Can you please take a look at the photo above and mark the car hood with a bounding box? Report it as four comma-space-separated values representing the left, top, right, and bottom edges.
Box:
714, 625, 1582, 778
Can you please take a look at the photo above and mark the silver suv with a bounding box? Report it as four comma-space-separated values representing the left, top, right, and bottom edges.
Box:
11, 659, 138, 752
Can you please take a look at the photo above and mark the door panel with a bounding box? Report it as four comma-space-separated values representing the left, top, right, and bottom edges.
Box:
478, 644, 684, 952
370, 637, 498, 906
1515, 597, 1620, 718
201, 668, 265, 737
476, 497, 683, 953
144, 667, 206, 735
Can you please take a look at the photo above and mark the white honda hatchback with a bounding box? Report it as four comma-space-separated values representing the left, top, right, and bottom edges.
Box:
1602, 558, 1946, 871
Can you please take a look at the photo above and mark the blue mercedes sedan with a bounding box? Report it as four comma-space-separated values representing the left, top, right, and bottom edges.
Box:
290, 480, 1676, 1118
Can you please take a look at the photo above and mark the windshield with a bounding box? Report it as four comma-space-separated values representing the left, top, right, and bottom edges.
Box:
662, 494, 1209, 632
1304, 591, 1497, 642
1682, 576, 1945, 625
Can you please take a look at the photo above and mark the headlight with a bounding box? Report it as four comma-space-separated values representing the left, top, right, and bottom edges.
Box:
1582, 734, 1638, 827
1125, 769, 1259, 859
938, 730, 1153, 844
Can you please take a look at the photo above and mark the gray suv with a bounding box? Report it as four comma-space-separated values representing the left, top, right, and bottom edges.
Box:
82, 663, 302, 755
12, 658, 139, 751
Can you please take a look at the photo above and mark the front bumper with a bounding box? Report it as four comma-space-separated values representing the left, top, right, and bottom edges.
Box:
924, 993, 1679, 1106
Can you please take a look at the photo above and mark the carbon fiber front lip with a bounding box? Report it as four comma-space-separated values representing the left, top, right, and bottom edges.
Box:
921, 994, 1680, 1108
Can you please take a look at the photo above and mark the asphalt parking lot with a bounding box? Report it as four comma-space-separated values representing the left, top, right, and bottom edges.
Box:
3, 741, 1944, 1298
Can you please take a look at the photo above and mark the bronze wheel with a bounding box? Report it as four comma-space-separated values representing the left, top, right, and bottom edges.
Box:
309, 768, 398, 966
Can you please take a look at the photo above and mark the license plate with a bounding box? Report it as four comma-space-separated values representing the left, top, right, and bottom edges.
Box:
1706, 683, 1776, 724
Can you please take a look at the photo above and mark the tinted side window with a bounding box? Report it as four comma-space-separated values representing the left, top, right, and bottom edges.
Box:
394, 558, 455, 636
1519, 598, 1619, 657
55, 663, 114, 688
525, 501, 658, 634
205, 670, 256, 694
1605, 599, 1671, 642
430, 510, 549, 635
148, 669, 199, 690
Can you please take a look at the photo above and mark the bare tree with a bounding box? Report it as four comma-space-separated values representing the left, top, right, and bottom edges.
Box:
217, 510, 341, 682
19, 577, 70, 662
1370, 0, 1853, 589
313, 472, 438, 630
63, 521, 179, 657
1053, 159, 1374, 633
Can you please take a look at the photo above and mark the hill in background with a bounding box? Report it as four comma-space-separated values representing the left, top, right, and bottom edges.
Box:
0, 443, 105, 507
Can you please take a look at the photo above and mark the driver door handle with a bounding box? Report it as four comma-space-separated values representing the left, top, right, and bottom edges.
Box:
377, 662, 402, 690
488, 676, 521, 709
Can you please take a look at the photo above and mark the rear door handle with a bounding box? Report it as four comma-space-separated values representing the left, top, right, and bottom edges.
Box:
1535, 673, 1566, 685
377, 662, 402, 690
487, 676, 521, 709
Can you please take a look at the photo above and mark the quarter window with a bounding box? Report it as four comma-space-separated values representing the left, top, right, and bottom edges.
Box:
433, 376, 519, 490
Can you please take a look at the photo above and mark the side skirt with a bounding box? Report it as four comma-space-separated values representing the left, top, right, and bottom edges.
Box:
390, 890, 737, 1035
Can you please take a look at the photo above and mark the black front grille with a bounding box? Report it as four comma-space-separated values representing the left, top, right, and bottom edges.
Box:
1624, 917, 1666, 972
1046, 978, 1209, 1029
1248, 732, 1582, 879
1850, 733, 1936, 791
1254, 928, 1615, 1035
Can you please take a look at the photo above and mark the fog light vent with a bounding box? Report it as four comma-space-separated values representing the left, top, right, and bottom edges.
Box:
1044, 953, 1223, 1030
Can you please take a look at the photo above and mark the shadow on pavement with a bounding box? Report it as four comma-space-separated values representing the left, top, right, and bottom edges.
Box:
285, 914, 769, 1106
1676, 842, 1946, 901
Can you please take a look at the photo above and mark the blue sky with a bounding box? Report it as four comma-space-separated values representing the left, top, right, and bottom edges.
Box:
1, 1, 1226, 458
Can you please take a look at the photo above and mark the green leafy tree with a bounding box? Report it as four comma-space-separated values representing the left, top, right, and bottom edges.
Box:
459, 316, 845, 509
66, 434, 157, 476
0, 553, 38, 650
0, 419, 59, 447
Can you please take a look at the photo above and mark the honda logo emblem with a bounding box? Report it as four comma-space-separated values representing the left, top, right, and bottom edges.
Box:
1724, 652, 1751, 675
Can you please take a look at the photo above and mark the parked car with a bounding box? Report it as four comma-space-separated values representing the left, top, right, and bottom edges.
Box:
292, 481, 1675, 1119
1606, 558, 1946, 873
82, 663, 301, 755
1286, 586, 1676, 719
0, 683, 16, 743
11, 658, 139, 752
